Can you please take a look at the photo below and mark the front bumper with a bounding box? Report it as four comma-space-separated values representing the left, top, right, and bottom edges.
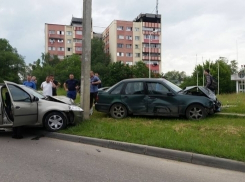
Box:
72, 110, 83, 123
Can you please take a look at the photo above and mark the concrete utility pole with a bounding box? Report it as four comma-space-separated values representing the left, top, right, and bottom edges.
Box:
80, 0, 92, 120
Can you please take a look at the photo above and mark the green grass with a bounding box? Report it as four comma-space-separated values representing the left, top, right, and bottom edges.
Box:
57, 90, 245, 162
217, 93, 245, 113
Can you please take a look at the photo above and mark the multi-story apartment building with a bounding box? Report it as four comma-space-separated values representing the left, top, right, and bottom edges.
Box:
45, 17, 88, 59
102, 13, 161, 73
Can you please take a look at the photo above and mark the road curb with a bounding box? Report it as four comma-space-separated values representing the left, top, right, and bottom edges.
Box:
41, 131, 245, 173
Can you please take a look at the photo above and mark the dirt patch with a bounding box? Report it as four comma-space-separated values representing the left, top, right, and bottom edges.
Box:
173, 123, 192, 133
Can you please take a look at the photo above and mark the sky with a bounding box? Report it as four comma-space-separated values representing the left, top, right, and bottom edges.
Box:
1, 0, 245, 76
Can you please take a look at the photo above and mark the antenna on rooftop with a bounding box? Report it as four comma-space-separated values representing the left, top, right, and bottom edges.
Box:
156, 0, 158, 14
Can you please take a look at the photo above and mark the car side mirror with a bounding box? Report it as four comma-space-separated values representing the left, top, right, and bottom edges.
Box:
167, 92, 174, 96
33, 96, 39, 102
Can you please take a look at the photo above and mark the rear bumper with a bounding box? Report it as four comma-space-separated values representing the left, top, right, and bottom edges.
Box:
95, 103, 110, 113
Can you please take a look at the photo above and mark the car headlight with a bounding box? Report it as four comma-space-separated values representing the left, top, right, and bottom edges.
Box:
69, 105, 83, 111
70, 99, 75, 104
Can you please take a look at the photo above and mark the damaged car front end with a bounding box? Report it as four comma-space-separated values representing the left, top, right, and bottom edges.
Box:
181, 86, 221, 114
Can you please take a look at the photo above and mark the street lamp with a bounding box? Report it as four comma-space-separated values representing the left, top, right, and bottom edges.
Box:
149, 30, 158, 78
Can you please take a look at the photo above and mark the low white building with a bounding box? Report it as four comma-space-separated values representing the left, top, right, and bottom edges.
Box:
231, 71, 245, 93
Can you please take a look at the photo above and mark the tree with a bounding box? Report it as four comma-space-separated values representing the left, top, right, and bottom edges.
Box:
229, 60, 238, 74
102, 61, 132, 86
164, 70, 187, 85
0, 38, 26, 83
91, 37, 110, 67
180, 59, 237, 93
131, 61, 150, 78
55, 54, 81, 84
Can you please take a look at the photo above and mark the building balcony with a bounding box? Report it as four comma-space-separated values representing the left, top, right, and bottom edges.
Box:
143, 39, 159, 44
48, 34, 65, 39
142, 48, 161, 53
142, 56, 161, 61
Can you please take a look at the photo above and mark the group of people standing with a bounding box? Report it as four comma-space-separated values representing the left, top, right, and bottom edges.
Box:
23, 71, 101, 115
63, 71, 101, 115
23, 74, 60, 96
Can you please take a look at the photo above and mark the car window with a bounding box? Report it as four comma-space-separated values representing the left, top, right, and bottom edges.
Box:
124, 82, 144, 95
162, 79, 182, 92
110, 83, 124, 94
147, 82, 169, 95
21, 85, 45, 99
8, 85, 31, 102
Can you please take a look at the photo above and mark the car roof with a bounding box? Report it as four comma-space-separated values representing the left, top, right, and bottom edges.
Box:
121, 78, 165, 82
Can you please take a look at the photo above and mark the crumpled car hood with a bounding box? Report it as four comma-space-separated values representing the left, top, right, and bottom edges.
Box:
183, 86, 216, 101
47, 96, 75, 105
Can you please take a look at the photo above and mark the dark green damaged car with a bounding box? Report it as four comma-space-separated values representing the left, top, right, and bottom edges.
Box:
95, 78, 221, 120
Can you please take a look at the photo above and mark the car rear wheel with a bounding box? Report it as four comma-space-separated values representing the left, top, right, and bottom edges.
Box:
110, 103, 127, 119
186, 104, 207, 120
44, 112, 67, 131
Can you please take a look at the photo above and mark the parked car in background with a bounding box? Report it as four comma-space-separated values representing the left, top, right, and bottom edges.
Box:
0, 81, 83, 131
95, 78, 221, 120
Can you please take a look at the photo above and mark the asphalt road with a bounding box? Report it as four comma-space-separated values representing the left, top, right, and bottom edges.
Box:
0, 130, 244, 182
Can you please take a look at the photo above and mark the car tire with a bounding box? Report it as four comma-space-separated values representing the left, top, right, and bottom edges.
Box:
186, 104, 207, 120
110, 103, 128, 119
44, 112, 67, 131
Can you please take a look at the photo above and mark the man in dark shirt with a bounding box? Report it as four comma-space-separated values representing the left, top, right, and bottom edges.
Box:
63, 74, 79, 100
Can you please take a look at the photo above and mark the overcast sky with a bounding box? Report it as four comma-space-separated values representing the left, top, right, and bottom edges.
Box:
1, 0, 245, 75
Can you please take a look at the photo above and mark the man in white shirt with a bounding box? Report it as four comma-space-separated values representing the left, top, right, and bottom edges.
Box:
41, 76, 55, 96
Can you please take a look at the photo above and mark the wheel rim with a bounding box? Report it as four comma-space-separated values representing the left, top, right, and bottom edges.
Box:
112, 105, 125, 118
48, 115, 63, 130
189, 107, 203, 119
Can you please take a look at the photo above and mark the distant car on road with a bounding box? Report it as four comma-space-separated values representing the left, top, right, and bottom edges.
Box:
95, 78, 221, 120
0, 81, 83, 131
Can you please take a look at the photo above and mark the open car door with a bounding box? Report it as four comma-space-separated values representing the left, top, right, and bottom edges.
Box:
4, 81, 38, 127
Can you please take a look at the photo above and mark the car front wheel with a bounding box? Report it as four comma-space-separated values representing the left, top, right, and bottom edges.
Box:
186, 104, 207, 120
110, 103, 128, 119
44, 112, 67, 131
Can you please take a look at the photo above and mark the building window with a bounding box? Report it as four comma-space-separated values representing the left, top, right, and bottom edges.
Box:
67, 31, 72, 35
48, 47, 55, 51
76, 47, 82, 51
117, 43, 123, 48
117, 26, 123, 30
67, 39, 72, 44
58, 55, 64, 59
126, 62, 133, 65
135, 53, 140, 57
49, 30, 55, 34
126, 53, 133, 57
76, 30, 82, 35
117, 52, 124, 57
57, 47, 64, 51
118, 35, 124, 39
126, 36, 132, 40
135, 27, 140, 31
126, 44, 132, 48
67, 48, 72, 51
57, 31, 64, 35
57, 39, 63, 43
126, 27, 132, 31
144, 35, 159, 40
135, 44, 139, 49
49, 39, 55, 43
74, 39, 82, 43
135, 36, 140, 41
